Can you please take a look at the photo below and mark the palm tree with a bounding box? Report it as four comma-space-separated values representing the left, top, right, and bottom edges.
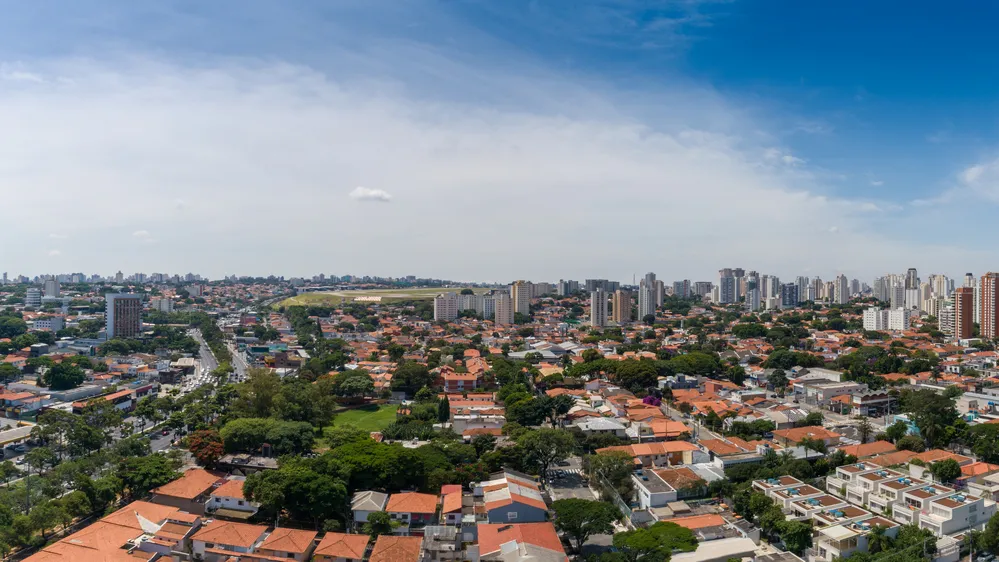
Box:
867, 525, 892, 554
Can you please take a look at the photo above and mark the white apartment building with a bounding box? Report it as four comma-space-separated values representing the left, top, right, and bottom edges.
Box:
510, 281, 531, 316
590, 289, 608, 328
25, 288, 41, 307
919, 492, 996, 536
861, 307, 911, 331
149, 298, 175, 313
493, 293, 513, 326
811, 516, 900, 562
433, 292, 459, 322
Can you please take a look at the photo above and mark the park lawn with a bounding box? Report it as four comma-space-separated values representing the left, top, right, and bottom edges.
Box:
331, 403, 399, 432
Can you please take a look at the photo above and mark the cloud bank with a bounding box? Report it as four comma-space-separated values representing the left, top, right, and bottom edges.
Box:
0, 52, 985, 281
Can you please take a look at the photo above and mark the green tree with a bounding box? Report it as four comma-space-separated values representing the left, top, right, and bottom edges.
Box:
519, 428, 577, 479
551, 499, 620, 553
362, 511, 399, 537
867, 524, 894, 554
585, 451, 636, 501
855, 415, 874, 444
43, 362, 85, 390
929, 458, 962, 484
778, 520, 812, 554
117, 455, 179, 499
29, 502, 65, 540
613, 521, 697, 562
390, 362, 434, 395
769, 369, 788, 393
895, 434, 926, 452
885, 420, 909, 443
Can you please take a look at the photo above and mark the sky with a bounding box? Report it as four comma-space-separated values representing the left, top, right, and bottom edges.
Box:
1, 0, 998, 283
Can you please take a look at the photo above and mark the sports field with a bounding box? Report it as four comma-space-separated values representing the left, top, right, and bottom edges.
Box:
331, 403, 398, 432
276, 287, 486, 307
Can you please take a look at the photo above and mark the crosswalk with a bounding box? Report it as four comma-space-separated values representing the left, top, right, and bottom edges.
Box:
546, 468, 583, 480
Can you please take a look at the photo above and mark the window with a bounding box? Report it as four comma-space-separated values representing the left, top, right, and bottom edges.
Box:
507, 512, 518, 521
238, 500, 245, 506
205, 543, 215, 549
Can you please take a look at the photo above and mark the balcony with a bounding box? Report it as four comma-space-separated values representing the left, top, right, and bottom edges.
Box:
826, 476, 848, 495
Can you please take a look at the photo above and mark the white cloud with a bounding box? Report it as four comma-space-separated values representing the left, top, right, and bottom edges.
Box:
48, 233, 67, 239
349, 186, 393, 202
828, 226, 839, 233
47, 249, 61, 256
0, 54, 978, 280
870, 180, 884, 187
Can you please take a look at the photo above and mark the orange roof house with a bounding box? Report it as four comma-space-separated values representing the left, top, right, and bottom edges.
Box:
314, 533, 370, 562
369, 535, 423, 562
476, 522, 568, 562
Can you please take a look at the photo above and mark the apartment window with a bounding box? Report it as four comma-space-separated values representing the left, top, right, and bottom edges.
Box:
970, 504, 978, 512
206, 543, 215, 549
238, 500, 245, 506
507, 512, 518, 521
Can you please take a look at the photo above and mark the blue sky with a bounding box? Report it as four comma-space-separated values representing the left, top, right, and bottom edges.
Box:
0, 1, 995, 282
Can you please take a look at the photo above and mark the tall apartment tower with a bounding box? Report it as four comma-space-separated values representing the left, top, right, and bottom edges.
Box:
905, 268, 919, 290
718, 269, 737, 304
105, 293, 143, 339
638, 273, 657, 320
954, 287, 974, 340
433, 292, 459, 322
981, 273, 999, 339
493, 293, 513, 326
611, 290, 632, 324
510, 281, 531, 316
672, 280, 691, 299
590, 289, 608, 328
834, 274, 850, 305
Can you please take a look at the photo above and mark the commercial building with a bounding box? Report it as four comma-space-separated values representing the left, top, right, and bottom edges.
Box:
25, 288, 41, 307
954, 286, 974, 340
106, 293, 143, 338
611, 290, 632, 324
673, 279, 691, 298
43, 277, 60, 298
780, 283, 799, 308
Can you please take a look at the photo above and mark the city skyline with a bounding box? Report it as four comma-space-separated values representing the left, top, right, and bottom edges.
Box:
1, 2, 999, 278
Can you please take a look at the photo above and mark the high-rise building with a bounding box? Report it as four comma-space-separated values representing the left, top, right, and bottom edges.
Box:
733, 268, 746, 298
964, 273, 975, 288
746, 287, 761, 312
115, 271, 124, 283
43, 277, 60, 298
510, 281, 531, 316
693, 282, 713, 297
557, 280, 579, 296
887, 308, 913, 331
638, 273, 658, 320
862, 307, 886, 331
25, 288, 41, 307
654, 279, 665, 306
905, 268, 919, 290
672, 280, 690, 299
796, 276, 810, 303
938, 306, 955, 338
590, 289, 608, 328
493, 293, 513, 326
890, 284, 905, 309
779, 284, 799, 308
954, 287, 974, 340
584, 279, 618, 292
433, 292, 459, 322
612, 290, 632, 324
834, 274, 850, 305
981, 273, 999, 339
106, 294, 142, 339
718, 269, 737, 304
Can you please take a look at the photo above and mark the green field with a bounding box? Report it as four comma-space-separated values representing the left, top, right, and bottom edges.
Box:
331, 403, 398, 432
277, 287, 487, 308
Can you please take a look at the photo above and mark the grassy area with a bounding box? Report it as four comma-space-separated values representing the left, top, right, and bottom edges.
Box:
331, 403, 399, 432
276, 287, 487, 308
